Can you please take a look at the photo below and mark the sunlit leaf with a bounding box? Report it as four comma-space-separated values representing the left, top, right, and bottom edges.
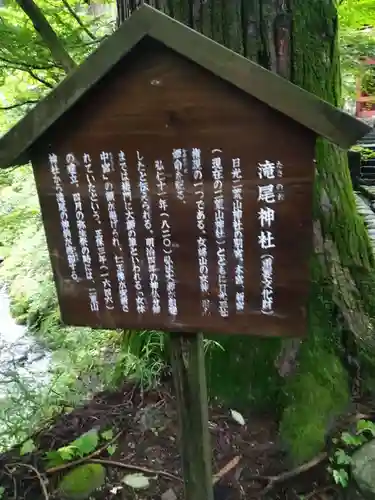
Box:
58, 445, 77, 461
332, 468, 349, 488
101, 429, 114, 441
71, 428, 99, 457
20, 438, 36, 455
107, 444, 117, 456
334, 449, 352, 465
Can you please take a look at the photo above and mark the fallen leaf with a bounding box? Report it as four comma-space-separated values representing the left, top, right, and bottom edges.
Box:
230, 409, 246, 426
122, 473, 150, 490
110, 485, 123, 494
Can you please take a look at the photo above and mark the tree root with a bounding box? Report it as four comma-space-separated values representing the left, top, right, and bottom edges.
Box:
245, 452, 328, 496
11, 463, 49, 500
303, 485, 337, 499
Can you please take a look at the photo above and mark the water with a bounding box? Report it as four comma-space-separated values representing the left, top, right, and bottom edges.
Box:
0, 285, 51, 393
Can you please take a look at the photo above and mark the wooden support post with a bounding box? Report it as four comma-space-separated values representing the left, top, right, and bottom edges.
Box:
170, 332, 214, 500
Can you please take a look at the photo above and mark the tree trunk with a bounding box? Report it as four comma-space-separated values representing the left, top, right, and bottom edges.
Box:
120, 0, 375, 463
14, 0, 76, 74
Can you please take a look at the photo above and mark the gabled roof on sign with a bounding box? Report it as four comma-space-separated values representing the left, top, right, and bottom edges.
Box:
0, 4, 370, 168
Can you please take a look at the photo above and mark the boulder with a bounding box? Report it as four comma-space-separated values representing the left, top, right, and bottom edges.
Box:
351, 440, 375, 499
58, 463, 106, 499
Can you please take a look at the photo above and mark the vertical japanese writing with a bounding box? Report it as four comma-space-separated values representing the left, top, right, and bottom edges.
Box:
257, 160, 284, 315
155, 159, 178, 316
173, 148, 186, 202
119, 151, 146, 314
49, 154, 78, 282
101, 153, 129, 313
232, 158, 245, 312
66, 153, 78, 187
83, 154, 103, 312
84, 153, 101, 225
73, 192, 93, 281
97, 151, 114, 311
192, 148, 210, 315
212, 149, 228, 318
66, 152, 93, 282
137, 151, 153, 232
137, 151, 160, 315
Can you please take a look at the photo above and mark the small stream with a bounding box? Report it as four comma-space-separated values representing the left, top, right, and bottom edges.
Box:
0, 285, 51, 395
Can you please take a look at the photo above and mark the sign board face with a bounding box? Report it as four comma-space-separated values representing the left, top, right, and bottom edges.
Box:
32, 39, 315, 338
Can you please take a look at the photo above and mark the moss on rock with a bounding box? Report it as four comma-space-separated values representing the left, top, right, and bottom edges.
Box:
58, 463, 106, 500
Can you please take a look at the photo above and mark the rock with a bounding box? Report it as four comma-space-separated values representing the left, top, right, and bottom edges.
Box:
161, 488, 177, 500
58, 464, 106, 499
344, 483, 367, 499
135, 404, 166, 432
351, 440, 375, 499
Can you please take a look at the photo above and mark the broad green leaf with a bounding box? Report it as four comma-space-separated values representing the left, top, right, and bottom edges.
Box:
71, 429, 99, 457
45, 450, 66, 468
101, 429, 114, 441
58, 445, 77, 461
340, 431, 364, 447
334, 449, 352, 465
20, 438, 36, 456
122, 473, 150, 490
332, 468, 349, 488
357, 419, 375, 436
107, 444, 117, 456
0, 486, 5, 499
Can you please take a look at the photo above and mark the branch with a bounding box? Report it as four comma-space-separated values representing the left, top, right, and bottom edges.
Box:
0, 55, 60, 71
14, 0, 77, 74
12, 463, 49, 500
61, 0, 97, 41
90, 458, 182, 482
212, 456, 241, 485
0, 100, 39, 110
245, 452, 328, 496
27, 69, 54, 89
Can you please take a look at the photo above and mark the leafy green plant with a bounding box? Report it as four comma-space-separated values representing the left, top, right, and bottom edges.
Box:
45, 426, 116, 468
328, 419, 375, 488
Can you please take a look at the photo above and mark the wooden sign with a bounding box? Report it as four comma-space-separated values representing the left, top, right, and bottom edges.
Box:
31, 42, 315, 338
0, 7, 371, 500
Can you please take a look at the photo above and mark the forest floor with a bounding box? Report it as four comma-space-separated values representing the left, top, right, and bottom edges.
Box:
0, 381, 343, 500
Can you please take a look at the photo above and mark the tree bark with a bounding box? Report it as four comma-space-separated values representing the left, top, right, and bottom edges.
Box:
119, 0, 375, 463
14, 0, 76, 74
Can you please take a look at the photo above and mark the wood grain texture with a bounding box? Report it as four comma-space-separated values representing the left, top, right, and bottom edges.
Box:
31, 41, 315, 338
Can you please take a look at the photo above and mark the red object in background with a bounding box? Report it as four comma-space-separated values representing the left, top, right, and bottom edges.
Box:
356, 57, 375, 118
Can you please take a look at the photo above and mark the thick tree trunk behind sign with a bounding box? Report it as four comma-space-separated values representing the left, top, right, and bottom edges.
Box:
117, 0, 375, 462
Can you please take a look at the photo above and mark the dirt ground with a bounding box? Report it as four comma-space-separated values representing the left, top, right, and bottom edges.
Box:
0, 381, 340, 500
